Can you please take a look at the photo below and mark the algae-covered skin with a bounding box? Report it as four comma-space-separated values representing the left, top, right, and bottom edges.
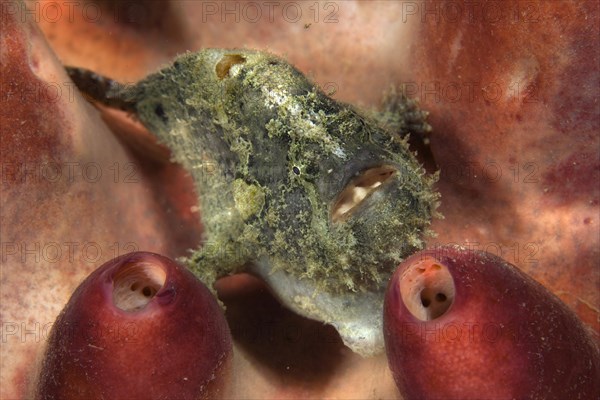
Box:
66, 49, 439, 356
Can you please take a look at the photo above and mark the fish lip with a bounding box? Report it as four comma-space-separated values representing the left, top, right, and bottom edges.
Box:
330, 162, 400, 223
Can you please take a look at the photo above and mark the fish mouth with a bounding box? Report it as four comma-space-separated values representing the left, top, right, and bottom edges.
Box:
331, 165, 397, 223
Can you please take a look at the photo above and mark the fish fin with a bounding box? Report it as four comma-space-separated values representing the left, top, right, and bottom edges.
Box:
375, 85, 432, 139
65, 66, 137, 112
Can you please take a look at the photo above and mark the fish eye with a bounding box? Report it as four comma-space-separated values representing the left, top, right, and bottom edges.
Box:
215, 54, 246, 79
292, 166, 301, 175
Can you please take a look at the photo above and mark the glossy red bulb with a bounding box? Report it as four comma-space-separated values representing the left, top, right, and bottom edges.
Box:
36, 252, 232, 400
384, 246, 599, 399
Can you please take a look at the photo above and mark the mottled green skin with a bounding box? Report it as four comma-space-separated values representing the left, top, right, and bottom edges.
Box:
65, 49, 439, 354
110, 49, 439, 294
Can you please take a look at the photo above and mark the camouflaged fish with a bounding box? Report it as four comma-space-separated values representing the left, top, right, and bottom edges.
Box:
66, 49, 439, 356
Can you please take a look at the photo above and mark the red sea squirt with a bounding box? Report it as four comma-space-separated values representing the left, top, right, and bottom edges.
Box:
383, 246, 600, 399
35, 252, 232, 399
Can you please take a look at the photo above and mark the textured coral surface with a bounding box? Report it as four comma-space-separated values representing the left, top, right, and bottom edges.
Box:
1, 1, 598, 398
